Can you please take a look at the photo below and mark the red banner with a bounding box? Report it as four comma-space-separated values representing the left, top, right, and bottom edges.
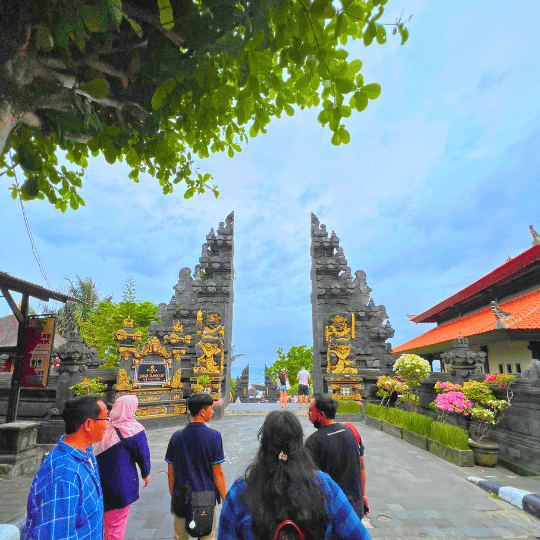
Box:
20, 316, 56, 388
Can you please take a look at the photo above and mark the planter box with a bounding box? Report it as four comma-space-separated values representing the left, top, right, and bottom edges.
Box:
382, 421, 403, 439
335, 413, 364, 423
428, 439, 474, 467
403, 429, 429, 451
365, 415, 383, 430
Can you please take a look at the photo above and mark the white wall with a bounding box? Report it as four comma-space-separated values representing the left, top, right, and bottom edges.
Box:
487, 341, 532, 374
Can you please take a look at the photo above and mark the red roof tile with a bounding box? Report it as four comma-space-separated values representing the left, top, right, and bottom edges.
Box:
393, 288, 540, 353
411, 245, 540, 323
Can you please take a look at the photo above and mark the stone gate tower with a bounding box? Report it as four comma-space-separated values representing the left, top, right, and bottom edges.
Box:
310, 214, 394, 398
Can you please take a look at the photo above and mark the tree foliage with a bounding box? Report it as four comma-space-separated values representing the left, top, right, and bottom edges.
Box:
39, 275, 100, 336
0, 0, 409, 210
264, 345, 313, 384
80, 298, 159, 367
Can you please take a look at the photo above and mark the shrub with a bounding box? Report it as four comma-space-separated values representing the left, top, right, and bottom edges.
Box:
430, 421, 469, 450
337, 400, 361, 414
401, 411, 432, 438
70, 377, 107, 396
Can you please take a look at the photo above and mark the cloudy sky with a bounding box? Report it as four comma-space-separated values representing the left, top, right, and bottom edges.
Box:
2, 0, 540, 372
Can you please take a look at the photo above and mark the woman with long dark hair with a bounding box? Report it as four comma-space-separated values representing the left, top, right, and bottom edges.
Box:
218, 411, 371, 540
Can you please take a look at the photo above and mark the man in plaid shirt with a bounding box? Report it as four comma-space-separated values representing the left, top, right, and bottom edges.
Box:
22, 395, 109, 540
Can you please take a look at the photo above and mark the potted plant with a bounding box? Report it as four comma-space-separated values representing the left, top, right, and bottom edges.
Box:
432, 373, 516, 466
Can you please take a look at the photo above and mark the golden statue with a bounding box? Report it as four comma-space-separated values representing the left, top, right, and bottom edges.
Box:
115, 368, 135, 391
196, 311, 224, 373
325, 314, 357, 374
169, 369, 183, 389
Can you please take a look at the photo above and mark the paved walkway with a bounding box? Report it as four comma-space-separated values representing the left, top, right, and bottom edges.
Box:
3, 406, 540, 539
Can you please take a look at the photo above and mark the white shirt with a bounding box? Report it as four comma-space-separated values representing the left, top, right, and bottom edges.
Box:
297, 369, 310, 385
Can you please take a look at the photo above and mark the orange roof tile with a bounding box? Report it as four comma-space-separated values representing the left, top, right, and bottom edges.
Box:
411, 245, 540, 323
393, 288, 540, 353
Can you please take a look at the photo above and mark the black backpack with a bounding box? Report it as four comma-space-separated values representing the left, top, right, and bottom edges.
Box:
272, 520, 305, 540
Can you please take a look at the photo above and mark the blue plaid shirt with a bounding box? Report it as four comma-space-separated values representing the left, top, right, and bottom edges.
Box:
217, 472, 371, 540
22, 436, 104, 540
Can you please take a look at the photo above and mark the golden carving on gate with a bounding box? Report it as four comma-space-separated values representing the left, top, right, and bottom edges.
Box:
115, 329, 128, 341
135, 407, 167, 417
195, 310, 224, 374
169, 370, 183, 389
325, 314, 357, 374
174, 404, 187, 414
115, 368, 138, 391
140, 337, 171, 359
124, 316, 134, 328
173, 321, 183, 332
118, 347, 138, 362
164, 333, 191, 345
171, 349, 186, 362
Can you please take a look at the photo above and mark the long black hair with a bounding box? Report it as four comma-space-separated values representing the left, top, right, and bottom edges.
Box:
242, 411, 329, 540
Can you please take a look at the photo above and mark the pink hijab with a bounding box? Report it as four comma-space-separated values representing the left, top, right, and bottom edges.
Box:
93, 394, 145, 456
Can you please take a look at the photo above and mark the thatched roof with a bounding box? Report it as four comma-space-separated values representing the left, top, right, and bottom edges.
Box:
0, 314, 66, 349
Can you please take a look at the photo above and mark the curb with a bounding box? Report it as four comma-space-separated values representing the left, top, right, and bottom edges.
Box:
467, 476, 540, 518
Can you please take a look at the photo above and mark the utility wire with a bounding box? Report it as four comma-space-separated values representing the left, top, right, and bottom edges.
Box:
10, 152, 59, 295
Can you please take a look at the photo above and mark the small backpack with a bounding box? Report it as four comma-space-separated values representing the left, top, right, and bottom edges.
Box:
272, 520, 305, 540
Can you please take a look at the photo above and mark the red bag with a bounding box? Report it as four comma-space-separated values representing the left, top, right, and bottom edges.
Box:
272, 520, 305, 540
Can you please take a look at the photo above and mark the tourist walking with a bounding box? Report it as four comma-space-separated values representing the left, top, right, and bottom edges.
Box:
93, 395, 151, 540
275, 368, 289, 408
296, 366, 311, 408
217, 410, 371, 540
166, 393, 227, 540
306, 395, 369, 520
22, 395, 108, 540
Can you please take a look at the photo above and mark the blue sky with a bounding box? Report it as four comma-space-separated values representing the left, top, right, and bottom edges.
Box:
2, 0, 540, 372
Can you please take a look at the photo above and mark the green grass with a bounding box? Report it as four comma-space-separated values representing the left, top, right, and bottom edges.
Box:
430, 421, 469, 450
337, 400, 361, 413
401, 410, 432, 438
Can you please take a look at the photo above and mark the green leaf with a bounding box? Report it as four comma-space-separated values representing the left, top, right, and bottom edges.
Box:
80, 79, 110, 99
331, 131, 342, 146
158, 0, 174, 30
339, 126, 350, 144
376, 25, 386, 44
151, 78, 177, 110
353, 91, 368, 111
348, 59, 363, 76
106, 0, 123, 25
124, 15, 143, 37
345, 4, 366, 19
101, 135, 117, 164
400, 27, 409, 45
310, 0, 331, 17
21, 177, 39, 198
335, 77, 355, 94
36, 28, 54, 51
16, 143, 40, 172
284, 104, 294, 116
363, 83, 381, 99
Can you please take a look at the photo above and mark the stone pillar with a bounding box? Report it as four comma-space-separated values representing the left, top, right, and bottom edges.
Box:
310, 214, 395, 395
0, 421, 44, 478
54, 329, 91, 411
440, 337, 485, 384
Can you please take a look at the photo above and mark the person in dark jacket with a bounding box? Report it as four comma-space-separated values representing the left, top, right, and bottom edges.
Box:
93, 395, 151, 540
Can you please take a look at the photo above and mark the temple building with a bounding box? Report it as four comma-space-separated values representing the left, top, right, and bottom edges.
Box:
393, 227, 540, 374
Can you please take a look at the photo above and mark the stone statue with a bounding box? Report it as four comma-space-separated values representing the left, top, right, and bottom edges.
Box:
325, 315, 357, 374
195, 311, 224, 373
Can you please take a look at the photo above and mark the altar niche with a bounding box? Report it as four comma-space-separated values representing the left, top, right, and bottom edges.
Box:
112, 317, 186, 422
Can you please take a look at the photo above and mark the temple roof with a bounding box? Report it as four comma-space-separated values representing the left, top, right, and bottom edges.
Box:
0, 314, 66, 349
410, 245, 540, 324
393, 288, 540, 354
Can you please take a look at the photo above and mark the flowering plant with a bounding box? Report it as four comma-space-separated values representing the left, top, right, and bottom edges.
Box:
376, 375, 408, 404
392, 354, 431, 409
70, 376, 107, 397
431, 373, 516, 442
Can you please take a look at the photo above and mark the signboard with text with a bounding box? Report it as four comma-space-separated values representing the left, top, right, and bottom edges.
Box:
20, 316, 55, 388
136, 362, 168, 385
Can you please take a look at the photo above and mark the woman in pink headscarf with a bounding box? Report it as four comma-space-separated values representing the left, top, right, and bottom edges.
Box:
93, 395, 151, 540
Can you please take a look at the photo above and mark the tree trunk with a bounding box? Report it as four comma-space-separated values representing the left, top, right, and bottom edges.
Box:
0, 100, 17, 157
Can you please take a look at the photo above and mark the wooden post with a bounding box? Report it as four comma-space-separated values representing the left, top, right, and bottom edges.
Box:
6, 293, 29, 423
